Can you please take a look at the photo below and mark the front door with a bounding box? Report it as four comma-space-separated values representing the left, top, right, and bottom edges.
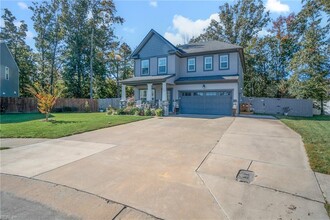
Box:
167, 89, 173, 112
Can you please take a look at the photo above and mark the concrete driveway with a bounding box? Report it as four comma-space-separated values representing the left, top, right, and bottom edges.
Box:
1, 116, 329, 219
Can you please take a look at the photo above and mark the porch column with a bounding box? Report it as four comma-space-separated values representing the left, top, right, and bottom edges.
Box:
162, 82, 167, 101
121, 84, 126, 101
147, 83, 152, 102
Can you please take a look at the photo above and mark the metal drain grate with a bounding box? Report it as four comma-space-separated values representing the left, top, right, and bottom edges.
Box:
236, 169, 255, 183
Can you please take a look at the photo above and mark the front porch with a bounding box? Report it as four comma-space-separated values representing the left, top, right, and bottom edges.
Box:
120, 75, 176, 115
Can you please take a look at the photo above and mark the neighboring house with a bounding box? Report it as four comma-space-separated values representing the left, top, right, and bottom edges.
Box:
121, 29, 245, 115
0, 42, 19, 97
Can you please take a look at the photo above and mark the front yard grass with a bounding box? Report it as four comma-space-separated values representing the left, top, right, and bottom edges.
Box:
0, 113, 151, 138
278, 115, 330, 174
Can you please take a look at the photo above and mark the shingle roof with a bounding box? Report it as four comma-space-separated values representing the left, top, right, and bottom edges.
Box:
175, 74, 239, 84
178, 41, 242, 54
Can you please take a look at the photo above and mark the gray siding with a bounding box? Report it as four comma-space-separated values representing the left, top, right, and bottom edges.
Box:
242, 97, 313, 117
138, 34, 173, 58
178, 52, 239, 77
0, 43, 19, 97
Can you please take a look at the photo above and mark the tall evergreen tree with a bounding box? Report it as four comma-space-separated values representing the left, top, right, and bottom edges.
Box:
61, 0, 123, 98
30, 0, 64, 93
290, 0, 330, 114
0, 8, 36, 96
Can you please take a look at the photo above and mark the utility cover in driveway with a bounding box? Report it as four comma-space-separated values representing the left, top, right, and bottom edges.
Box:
179, 91, 232, 115
236, 170, 255, 183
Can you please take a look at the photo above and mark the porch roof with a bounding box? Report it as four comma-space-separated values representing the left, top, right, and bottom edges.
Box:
175, 74, 239, 84
120, 74, 175, 86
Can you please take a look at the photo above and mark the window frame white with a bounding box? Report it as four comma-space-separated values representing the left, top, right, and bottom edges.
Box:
219, 54, 229, 70
141, 59, 150, 76
187, 57, 196, 72
204, 56, 213, 71
158, 57, 167, 74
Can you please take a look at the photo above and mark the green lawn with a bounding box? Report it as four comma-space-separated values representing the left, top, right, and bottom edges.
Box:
278, 115, 330, 174
0, 113, 151, 138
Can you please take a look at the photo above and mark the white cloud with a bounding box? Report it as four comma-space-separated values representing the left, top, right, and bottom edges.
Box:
258, 28, 269, 37
266, 0, 290, 13
123, 27, 135, 33
26, 30, 34, 40
149, 0, 157, 7
14, 21, 23, 27
164, 13, 219, 45
17, 2, 28, 10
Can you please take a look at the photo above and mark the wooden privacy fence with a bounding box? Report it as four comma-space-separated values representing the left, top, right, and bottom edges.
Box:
0, 97, 99, 113
241, 97, 313, 117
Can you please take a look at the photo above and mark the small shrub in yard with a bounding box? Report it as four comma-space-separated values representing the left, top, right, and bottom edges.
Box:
144, 108, 152, 116
84, 101, 91, 112
106, 106, 117, 115
116, 108, 126, 115
155, 108, 163, 117
151, 109, 156, 116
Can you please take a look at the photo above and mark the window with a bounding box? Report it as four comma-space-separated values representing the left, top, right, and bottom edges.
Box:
141, 60, 149, 75
158, 57, 167, 74
204, 56, 213, 71
193, 92, 204, 96
219, 54, 229, 70
187, 58, 196, 72
139, 89, 155, 101
5, 67, 9, 80
205, 92, 217, 96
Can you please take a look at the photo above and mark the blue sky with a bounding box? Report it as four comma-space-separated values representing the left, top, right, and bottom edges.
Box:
1, 0, 303, 51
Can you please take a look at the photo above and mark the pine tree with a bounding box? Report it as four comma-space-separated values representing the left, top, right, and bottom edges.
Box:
290, 0, 330, 114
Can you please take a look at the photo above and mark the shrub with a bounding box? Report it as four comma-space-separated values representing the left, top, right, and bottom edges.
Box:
84, 101, 91, 112
144, 108, 152, 116
127, 97, 135, 107
106, 106, 117, 115
155, 108, 163, 117
62, 106, 78, 112
116, 108, 126, 115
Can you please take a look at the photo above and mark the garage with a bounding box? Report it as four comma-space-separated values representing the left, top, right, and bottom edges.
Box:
179, 91, 232, 115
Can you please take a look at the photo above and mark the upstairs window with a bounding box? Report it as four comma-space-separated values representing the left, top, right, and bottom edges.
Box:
5, 67, 9, 80
187, 58, 196, 72
204, 56, 213, 71
141, 59, 149, 75
219, 54, 229, 70
158, 57, 167, 74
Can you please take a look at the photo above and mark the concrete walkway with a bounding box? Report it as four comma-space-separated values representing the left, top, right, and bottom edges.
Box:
198, 117, 328, 219
1, 116, 329, 219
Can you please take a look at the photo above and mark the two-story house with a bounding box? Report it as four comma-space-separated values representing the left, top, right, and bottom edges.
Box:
121, 29, 244, 115
0, 42, 19, 97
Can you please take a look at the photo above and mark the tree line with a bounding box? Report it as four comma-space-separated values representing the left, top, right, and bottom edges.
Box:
0, 0, 133, 99
1, 0, 329, 113
191, 0, 329, 114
